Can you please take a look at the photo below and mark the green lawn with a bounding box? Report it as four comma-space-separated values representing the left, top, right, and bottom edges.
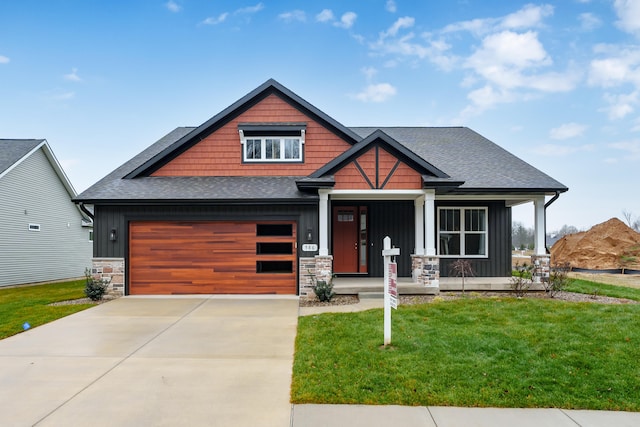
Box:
292, 296, 640, 410
566, 279, 640, 301
0, 280, 95, 340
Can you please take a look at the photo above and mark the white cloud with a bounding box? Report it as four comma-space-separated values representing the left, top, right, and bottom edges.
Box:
335, 12, 357, 29
165, 1, 181, 13
501, 4, 554, 30
0, 55, 9, 64
371, 18, 459, 71
613, 0, 640, 36
600, 91, 639, 119
201, 13, 228, 25
353, 83, 397, 102
609, 140, 640, 159
44, 90, 75, 101
443, 3, 553, 36
579, 13, 601, 31
279, 10, 306, 23
383, 16, 415, 38
386, 0, 397, 13
468, 31, 550, 72
64, 67, 82, 82
316, 9, 334, 23
362, 66, 377, 81
550, 123, 587, 140
235, 3, 264, 15
588, 46, 640, 88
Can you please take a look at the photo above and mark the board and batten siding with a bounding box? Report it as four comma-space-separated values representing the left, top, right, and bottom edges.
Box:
0, 148, 93, 286
93, 203, 318, 259
437, 201, 512, 277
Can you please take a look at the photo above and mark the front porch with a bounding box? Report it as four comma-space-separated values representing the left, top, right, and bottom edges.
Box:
332, 276, 515, 295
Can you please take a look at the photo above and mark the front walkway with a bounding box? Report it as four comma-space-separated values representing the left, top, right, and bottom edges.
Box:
0, 295, 299, 427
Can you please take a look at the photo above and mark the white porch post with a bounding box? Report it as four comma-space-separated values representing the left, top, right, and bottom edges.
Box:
318, 189, 329, 256
424, 190, 436, 256
414, 196, 425, 255
534, 196, 546, 255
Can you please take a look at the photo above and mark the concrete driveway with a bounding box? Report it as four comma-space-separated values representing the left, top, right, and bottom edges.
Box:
0, 295, 299, 426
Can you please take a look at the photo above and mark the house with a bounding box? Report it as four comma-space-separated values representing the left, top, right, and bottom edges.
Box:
75, 79, 567, 296
0, 139, 93, 287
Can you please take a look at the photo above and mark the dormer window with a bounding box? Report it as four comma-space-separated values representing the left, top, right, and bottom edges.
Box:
239, 123, 305, 163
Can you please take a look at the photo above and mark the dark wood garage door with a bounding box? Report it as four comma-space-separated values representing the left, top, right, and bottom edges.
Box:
129, 221, 297, 295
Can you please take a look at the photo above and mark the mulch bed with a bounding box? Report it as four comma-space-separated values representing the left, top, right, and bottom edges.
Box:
48, 295, 119, 306
301, 291, 638, 307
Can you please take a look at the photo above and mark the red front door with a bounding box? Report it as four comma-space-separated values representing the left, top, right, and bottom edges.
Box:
333, 206, 368, 273
333, 207, 358, 272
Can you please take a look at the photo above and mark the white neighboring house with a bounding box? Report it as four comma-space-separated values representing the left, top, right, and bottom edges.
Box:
0, 139, 93, 287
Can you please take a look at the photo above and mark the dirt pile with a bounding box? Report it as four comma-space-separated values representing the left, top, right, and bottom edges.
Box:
551, 218, 640, 270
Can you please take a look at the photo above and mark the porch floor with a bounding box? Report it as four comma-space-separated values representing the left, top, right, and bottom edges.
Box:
332, 276, 514, 295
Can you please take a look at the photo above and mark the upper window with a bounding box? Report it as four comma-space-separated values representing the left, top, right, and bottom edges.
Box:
438, 207, 488, 257
244, 137, 301, 162
239, 123, 305, 163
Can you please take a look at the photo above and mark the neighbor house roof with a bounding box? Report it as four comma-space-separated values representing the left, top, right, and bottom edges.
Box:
1, 138, 92, 221
0, 139, 44, 177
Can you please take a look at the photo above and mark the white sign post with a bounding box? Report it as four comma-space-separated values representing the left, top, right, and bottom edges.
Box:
382, 236, 400, 346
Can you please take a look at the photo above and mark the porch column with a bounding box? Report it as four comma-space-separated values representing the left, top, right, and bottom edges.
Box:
414, 196, 425, 255
534, 196, 546, 255
424, 189, 436, 256
318, 189, 329, 256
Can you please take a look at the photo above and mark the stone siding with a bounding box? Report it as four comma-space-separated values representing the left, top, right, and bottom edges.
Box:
92, 258, 125, 296
299, 255, 333, 298
411, 254, 440, 289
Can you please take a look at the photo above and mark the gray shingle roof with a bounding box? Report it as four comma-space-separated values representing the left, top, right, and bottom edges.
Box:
0, 139, 44, 176
349, 127, 567, 192
75, 128, 314, 202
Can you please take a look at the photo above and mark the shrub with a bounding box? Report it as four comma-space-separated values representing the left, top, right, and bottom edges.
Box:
84, 268, 108, 301
511, 263, 533, 297
544, 263, 570, 298
308, 271, 335, 302
449, 259, 474, 294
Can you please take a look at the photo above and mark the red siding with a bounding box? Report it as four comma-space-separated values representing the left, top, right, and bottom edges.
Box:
152, 94, 351, 177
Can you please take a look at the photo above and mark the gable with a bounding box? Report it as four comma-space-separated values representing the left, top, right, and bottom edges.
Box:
151, 94, 352, 177
333, 146, 423, 190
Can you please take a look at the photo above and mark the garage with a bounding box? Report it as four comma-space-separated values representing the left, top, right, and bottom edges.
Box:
128, 220, 297, 295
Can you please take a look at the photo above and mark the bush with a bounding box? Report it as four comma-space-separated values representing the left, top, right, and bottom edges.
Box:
449, 259, 474, 294
511, 263, 533, 297
544, 263, 570, 298
84, 268, 108, 301
309, 271, 335, 302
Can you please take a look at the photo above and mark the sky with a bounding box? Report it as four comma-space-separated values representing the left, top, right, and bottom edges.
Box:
1, 0, 639, 232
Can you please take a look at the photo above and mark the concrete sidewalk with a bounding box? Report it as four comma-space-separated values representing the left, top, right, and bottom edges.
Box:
291, 404, 640, 426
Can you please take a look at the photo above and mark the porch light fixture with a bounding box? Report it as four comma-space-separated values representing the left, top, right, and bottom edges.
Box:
109, 228, 118, 242
306, 228, 313, 242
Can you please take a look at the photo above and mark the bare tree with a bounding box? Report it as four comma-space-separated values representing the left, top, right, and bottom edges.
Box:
622, 210, 640, 232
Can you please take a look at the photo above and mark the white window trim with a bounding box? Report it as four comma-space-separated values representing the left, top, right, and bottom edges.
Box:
437, 206, 488, 258
239, 130, 305, 162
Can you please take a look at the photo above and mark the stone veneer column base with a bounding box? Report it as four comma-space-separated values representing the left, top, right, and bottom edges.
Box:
531, 254, 551, 284
92, 258, 125, 296
411, 254, 440, 291
299, 255, 333, 298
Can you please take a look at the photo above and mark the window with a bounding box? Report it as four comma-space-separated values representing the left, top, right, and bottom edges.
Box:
438, 207, 488, 257
239, 124, 306, 163
243, 137, 302, 162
